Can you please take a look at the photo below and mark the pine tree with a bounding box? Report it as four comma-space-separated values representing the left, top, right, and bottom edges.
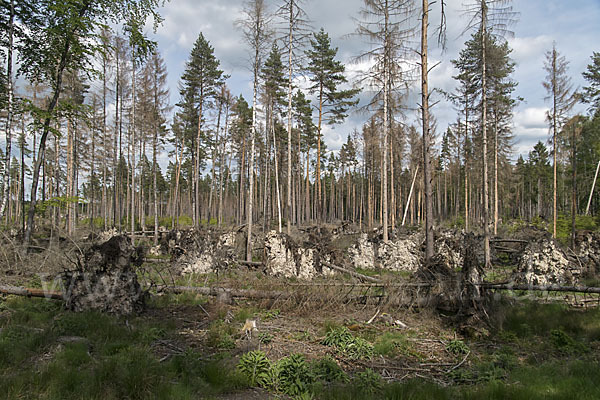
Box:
305, 28, 359, 222
582, 52, 600, 113
178, 33, 225, 227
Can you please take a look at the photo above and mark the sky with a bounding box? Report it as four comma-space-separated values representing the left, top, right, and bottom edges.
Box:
144, 0, 600, 163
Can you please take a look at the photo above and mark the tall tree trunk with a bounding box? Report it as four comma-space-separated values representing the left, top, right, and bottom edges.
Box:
421, 0, 434, 261
247, 52, 259, 262
102, 55, 108, 229
571, 123, 577, 249
286, 1, 294, 234
494, 111, 498, 235
316, 83, 323, 224
272, 113, 282, 232
382, 4, 390, 243
481, 4, 491, 267
130, 53, 137, 234
1, 0, 15, 219
552, 51, 558, 238
90, 103, 96, 229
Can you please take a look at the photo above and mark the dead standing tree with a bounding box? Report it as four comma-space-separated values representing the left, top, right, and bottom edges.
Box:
351, 0, 415, 243
462, 0, 517, 267
275, 0, 312, 234
238, 0, 273, 262
542, 44, 576, 239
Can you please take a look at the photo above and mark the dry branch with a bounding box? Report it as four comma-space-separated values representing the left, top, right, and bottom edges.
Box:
158, 285, 291, 300
321, 261, 382, 283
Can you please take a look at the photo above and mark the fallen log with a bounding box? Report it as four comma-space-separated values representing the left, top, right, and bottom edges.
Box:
0, 284, 63, 300
237, 260, 263, 267
493, 246, 520, 253
479, 283, 600, 294
157, 285, 291, 300
321, 261, 382, 283
143, 258, 170, 264
490, 238, 529, 244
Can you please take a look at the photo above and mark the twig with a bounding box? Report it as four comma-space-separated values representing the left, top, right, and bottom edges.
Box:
366, 308, 380, 324
446, 351, 470, 373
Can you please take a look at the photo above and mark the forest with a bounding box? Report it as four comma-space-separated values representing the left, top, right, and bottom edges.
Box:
1, 0, 600, 399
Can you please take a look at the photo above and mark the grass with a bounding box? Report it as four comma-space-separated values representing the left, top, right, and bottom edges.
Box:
0, 297, 248, 400
2, 294, 600, 399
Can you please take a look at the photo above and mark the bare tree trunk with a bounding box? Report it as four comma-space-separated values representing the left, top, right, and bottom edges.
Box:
494, 112, 498, 235
571, 123, 577, 249
481, 5, 491, 267
421, 0, 434, 261
382, 4, 390, 243
247, 52, 259, 262
272, 114, 282, 232
586, 160, 600, 215
316, 84, 323, 224
102, 56, 108, 229
286, 2, 294, 235
0, 0, 14, 220
552, 54, 558, 239
130, 55, 137, 234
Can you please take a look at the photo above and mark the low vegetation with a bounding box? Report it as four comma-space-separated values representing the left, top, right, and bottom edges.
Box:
1, 291, 600, 399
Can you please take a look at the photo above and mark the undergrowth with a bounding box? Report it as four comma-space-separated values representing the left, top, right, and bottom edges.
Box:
2, 295, 600, 399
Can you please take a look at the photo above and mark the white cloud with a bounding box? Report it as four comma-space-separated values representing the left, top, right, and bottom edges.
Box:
514, 107, 548, 130
509, 35, 553, 63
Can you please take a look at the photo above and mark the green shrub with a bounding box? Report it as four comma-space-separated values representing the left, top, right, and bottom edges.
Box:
276, 353, 313, 397
258, 332, 273, 345
446, 339, 469, 355
237, 350, 273, 388
550, 329, 588, 354
354, 368, 383, 395
322, 327, 373, 360
310, 356, 348, 383
205, 321, 235, 349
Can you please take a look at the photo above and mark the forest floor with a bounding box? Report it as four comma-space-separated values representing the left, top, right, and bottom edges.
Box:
1, 272, 600, 399
1, 224, 600, 399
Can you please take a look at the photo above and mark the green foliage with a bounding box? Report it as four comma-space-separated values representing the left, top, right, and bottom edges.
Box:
322, 326, 353, 347
322, 326, 374, 360
36, 196, 81, 214
310, 356, 348, 383
0, 297, 248, 399
305, 28, 359, 126
275, 353, 313, 397
446, 339, 470, 355
258, 332, 273, 345
262, 308, 280, 321
501, 301, 600, 342
206, 320, 235, 349
354, 368, 383, 395
237, 350, 273, 388
373, 332, 407, 358
550, 329, 588, 354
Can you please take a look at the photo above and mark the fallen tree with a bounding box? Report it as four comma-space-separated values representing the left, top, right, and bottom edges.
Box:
0, 284, 63, 300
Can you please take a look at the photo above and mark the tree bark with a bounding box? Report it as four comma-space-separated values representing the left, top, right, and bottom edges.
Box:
481, 4, 491, 268
421, 0, 434, 261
